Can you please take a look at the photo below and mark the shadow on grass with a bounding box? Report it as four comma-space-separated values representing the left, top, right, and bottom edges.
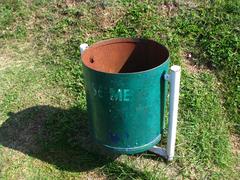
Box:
0, 105, 118, 172
0, 105, 165, 178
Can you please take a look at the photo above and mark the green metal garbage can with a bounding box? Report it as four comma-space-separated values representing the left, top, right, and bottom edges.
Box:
81, 38, 170, 154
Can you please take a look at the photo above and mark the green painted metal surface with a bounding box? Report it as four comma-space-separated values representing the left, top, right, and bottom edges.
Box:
82, 39, 170, 154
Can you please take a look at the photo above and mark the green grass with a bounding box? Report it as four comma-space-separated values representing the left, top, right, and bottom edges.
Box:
0, 0, 239, 179
173, 0, 240, 133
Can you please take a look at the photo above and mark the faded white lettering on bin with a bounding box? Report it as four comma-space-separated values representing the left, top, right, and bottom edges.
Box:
110, 88, 130, 102
90, 83, 130, 102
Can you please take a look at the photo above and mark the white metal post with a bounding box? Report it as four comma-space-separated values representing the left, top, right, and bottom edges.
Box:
80, 43, 89, 54
149, 65, 181, 161
166, 65, 181, 161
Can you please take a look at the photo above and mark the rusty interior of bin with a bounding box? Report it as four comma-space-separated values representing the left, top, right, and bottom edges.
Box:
81, 38, 169, 73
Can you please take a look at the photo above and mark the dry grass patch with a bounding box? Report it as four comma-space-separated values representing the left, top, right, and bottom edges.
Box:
230, 133, 240, 173
180, 51, 209, 74
94, 4, 127, 31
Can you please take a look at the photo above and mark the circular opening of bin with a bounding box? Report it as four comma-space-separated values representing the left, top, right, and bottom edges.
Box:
81, 38, 169, 74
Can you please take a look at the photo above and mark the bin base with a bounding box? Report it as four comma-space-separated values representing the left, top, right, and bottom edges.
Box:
99, 135, 161, 154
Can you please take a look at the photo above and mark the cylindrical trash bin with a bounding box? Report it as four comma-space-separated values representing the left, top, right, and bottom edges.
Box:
81, 38, 170, 154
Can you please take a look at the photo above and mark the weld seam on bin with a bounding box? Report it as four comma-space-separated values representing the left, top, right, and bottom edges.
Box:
102, 134, 161, 152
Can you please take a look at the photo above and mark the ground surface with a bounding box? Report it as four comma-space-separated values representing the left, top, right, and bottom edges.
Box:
0, 0, 239, 179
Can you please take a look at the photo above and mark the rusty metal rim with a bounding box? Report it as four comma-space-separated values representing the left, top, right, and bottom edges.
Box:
81, 38, 170, 75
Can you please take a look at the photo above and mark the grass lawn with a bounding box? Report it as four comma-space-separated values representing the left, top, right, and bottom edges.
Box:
0, 0, 239, 179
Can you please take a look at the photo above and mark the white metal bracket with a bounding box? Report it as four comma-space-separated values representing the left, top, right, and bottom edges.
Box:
149, 65, 181, 161
80, 43, 89, 54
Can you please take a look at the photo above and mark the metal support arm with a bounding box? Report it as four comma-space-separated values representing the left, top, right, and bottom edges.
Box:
149, 65, 181, 161
80, 43, 89, 54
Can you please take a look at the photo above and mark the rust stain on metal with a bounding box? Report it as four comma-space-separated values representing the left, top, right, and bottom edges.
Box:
81, 38, 169, 74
